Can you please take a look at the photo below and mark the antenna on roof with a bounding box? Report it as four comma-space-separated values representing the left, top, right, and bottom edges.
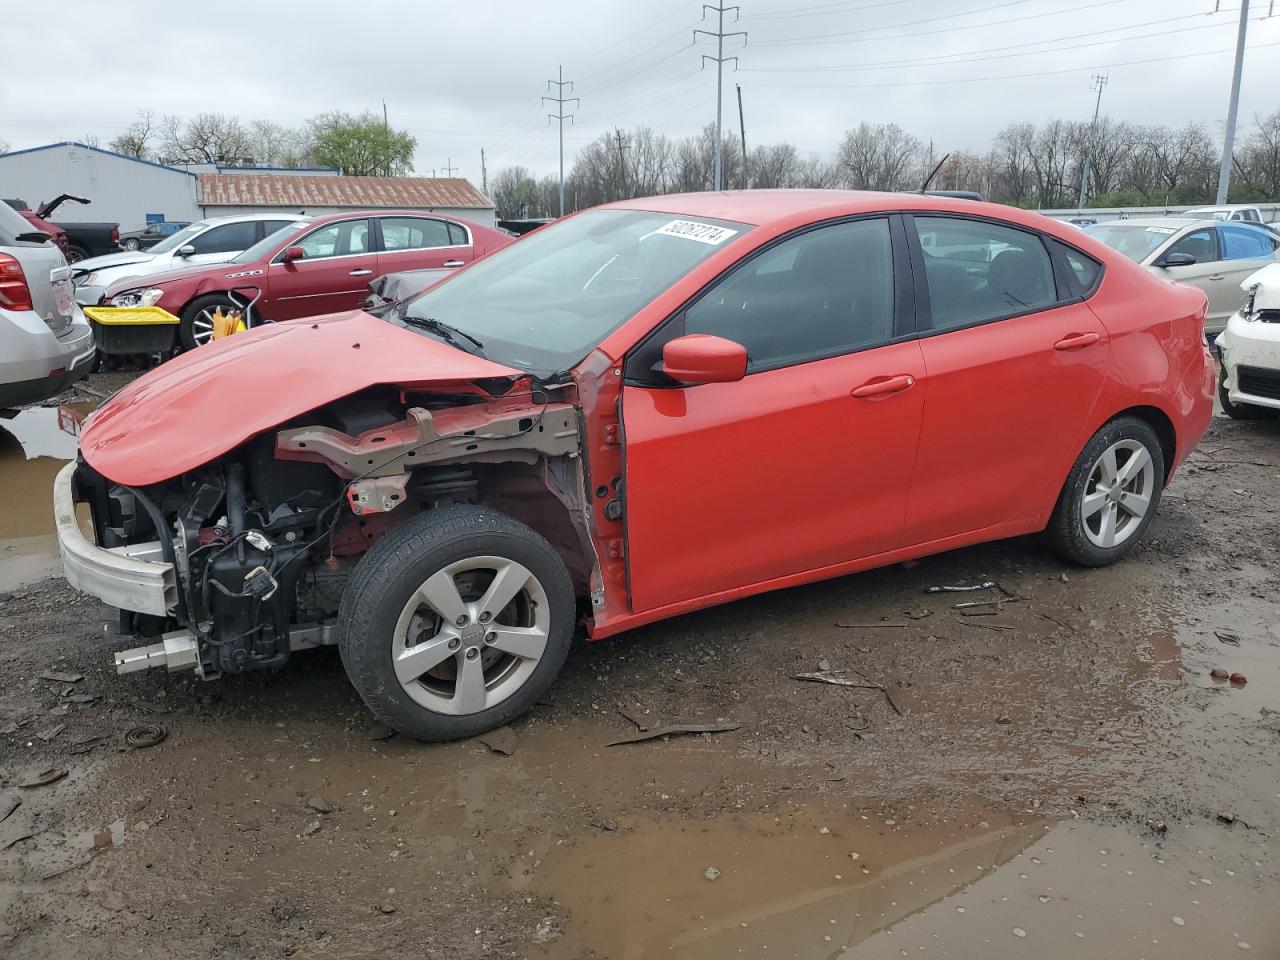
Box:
920, 153, 950, 193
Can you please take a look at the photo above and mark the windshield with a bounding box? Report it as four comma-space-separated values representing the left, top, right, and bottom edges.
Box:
232, 221, 312, 264
399, 209, 752, 374
148, 220, 212, 254
1084, 223, 1179, 262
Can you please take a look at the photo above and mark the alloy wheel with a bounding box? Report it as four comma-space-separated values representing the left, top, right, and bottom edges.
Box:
1080, 438, 1155, 549
391, 556, 550, 715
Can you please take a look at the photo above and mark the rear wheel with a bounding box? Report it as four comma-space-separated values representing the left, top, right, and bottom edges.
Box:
65, 244, 88, 264
1218, 359, 1280, 421
123, 238, 141, 251
179, 294, 237, 350
338, 506, 575, 741
1045, 416, 1165, 567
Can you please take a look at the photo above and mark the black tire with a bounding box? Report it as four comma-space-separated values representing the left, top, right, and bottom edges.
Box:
1044, 416, 1165, 567
338, 505, 575, 742
123, 238, 141, 251
1218, 360, 1279, 421
65, 244, 88, 264
179, 294, 237, 350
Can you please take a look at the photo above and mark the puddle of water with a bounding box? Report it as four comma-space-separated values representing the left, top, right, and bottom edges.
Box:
0, 402, 95, 591
532, 811, 1045, 960
534, 815, 1278, 959
1177, 615, 1280, 722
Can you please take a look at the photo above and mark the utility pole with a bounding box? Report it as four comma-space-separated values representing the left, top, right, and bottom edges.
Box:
613, 129, 629, 198
543, 66, 579, 217
695, 3, 746, 191
1076, 73, 1109, 210
382, 100, 389, 176
736, 83, 747, 190
1217, 0, 1251, 204
480, 148, 488, 194
442, 158, 458, 177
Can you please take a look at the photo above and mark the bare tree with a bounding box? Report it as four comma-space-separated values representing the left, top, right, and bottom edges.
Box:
835, 123, 920, 191
110, 111, 155, 160
160, 112, 252, 164
749, 142, 799, 188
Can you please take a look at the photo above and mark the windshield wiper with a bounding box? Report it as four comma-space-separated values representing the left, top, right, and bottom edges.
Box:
403, 315, 486, 357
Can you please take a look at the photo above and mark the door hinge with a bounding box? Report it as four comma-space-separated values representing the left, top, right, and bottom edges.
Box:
605, 538, 625, 559
603, 423, 621, 445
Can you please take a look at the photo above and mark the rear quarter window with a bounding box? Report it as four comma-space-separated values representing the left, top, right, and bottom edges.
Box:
1046, 237, 1103, 298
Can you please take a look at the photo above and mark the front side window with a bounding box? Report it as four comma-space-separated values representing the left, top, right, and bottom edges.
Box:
380, 217, 452, 251
684, 217, 895, 370
1165, 227, 1219, 264
913, 217, 1056, 330
290, 219, 371, 260
399, 209, 753, 375
190, 220, 258, 255
1219, 224, 1276, 261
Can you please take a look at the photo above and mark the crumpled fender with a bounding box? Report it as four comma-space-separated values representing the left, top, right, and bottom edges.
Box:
79, 310, 522, 487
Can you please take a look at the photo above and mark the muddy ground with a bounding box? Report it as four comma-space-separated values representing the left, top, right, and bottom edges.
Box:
1, 370, 1278, 959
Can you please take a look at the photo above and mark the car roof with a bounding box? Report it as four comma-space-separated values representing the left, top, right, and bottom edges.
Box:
1091, 217, 1202, 228
201, 212, 310, 226
604, 189, 1032, 229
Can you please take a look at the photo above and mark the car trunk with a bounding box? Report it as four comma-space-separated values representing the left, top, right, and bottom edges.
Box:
15, 242, 75, 336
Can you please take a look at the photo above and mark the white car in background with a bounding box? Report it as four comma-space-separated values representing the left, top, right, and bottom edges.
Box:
70, 213, 305, 305
1217, 262, 1280, 420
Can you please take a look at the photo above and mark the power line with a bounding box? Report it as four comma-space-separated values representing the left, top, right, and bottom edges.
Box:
543, 66, 579, 217
738, 36, 1280, 88
695, 1, 747, 190
742, 0, 915, 20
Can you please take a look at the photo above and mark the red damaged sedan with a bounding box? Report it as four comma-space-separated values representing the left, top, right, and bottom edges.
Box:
102, 209, 513, 349
57, 191, 1214, 741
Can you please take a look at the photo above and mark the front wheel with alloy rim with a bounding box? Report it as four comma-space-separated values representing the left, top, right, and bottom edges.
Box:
1045, 416, 1165, 567
338, 506, 575, 741
179, 293, 239, 350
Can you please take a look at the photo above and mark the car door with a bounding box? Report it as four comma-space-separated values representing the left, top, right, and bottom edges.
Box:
1152, 225, 1239, 329
620, 216, 925, 613
901, 215, 1109, 546
376, 216, 474, 271
263, 218, 377, 320
182, 220, 261, 266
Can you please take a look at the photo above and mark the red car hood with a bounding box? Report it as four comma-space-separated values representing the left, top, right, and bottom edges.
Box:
103, 260, 242, 297
80, 311, 523, 486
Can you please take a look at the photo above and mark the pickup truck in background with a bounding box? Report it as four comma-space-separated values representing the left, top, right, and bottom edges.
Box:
3, 195, 119, 263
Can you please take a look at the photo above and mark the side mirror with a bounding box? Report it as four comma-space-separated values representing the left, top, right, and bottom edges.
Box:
280, 245, 306, 263
176, 244, 196, 257
1157, 252, 1197, 268
662, 334, 747, 384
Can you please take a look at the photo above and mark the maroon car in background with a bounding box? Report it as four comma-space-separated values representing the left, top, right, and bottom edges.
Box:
102, 210, 514, 348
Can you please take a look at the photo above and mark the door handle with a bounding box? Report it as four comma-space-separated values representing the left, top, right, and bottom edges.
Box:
1208, 274, 1226, 281
349, 268, 373, 277
1053, 331, 1101, 351
851, 374, 914, 398
443, 259, 465, 268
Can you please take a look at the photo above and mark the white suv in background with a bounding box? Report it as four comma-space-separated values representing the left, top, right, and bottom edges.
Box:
70, 212, 306, 305
0, 202, 94, 407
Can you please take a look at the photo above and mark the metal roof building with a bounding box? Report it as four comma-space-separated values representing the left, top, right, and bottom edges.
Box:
197, 174, 498, 226
0, 141, 201, 232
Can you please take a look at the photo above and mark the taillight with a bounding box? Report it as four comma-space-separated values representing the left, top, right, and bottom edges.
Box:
0, 253, 34, 312
110, 227, 120, 244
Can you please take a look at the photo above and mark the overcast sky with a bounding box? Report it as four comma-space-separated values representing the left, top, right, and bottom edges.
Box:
4, 0, 1278, 185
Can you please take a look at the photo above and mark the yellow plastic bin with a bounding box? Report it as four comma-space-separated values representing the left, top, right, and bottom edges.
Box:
83, 306, 180, 356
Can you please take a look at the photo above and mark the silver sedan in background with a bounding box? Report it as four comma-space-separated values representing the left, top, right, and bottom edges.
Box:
1085, 217, 1280, 335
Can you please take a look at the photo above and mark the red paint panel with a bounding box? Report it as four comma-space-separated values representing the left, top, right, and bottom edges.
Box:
622, 340, 926, 613
903, 301, 1108, 545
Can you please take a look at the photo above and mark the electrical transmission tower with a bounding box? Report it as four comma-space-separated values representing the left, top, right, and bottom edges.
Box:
543, 66, 579, 217
1076, 73, 1109, 210
695, 2, 746, 191
441, 158, 458, 177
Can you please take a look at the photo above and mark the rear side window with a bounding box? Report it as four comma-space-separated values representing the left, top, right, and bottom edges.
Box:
1046, 238, 1103, 297
380, 217, 452, 251
912, 217, 1057, 331
260, 220, 296, 238
447, 222, 468, 246
1219, 224, 1277, 261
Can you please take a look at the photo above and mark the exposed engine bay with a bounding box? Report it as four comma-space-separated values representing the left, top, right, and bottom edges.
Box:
73, 382, 596, 679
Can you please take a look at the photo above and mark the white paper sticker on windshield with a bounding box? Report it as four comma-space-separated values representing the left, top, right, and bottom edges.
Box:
655, 219, 738, 245
1144, 226, 1177, 235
